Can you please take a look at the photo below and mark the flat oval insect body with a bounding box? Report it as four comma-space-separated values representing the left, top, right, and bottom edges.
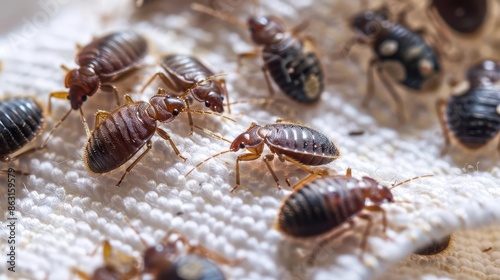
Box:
255, 123, 339, 165
59, 30, 148, 110
430, 0, 487, 34
252, 17, 324, 103
438, 60, 500, 151
84, 93, 187, 186
0, 98, 45, 162
277, 174, 392, 238
160, 54, 227, 113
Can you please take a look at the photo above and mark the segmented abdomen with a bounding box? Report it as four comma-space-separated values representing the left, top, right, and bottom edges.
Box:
157, 255, 225, 280
264, 37, 324, 103
446, 86, 500, 148
85, 102, 156, 173
77, 30, 147, 77
264, 124, 339, 166
277, 177, 365, 237
0, 98, 44, 159
161, 54, 215, 89
375, 25, 440, 90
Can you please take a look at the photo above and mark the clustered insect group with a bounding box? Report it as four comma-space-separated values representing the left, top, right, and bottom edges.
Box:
1, 0, 499, 278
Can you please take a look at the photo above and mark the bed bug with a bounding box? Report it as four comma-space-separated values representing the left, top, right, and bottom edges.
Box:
186, 120, 340, 192
192, 4, 324, 104
0, 97, 45, 162
414, 234, 453, 256
137, 229, 231, 280
85, 89, 233, 186
72, 240, 140, 280
346, 6, 442, 121
47, 30, 148, 140
275, 168, 432, 264
140, 54, 231, 114
436, 60, 500, 154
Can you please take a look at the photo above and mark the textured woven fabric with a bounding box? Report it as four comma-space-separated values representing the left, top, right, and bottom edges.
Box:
0, 1, 500, 279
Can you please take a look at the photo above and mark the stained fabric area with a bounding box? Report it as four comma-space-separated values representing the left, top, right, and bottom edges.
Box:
0, 0, 500, 279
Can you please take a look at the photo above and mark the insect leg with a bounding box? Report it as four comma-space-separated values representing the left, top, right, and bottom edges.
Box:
94, 110, 111, 129
100, 84, 121, 106
263, 154, 281, 189
435, 98, 451, 155
231, 152, 262, 193
236, 51, 261, 74
376, 63, 406, 122
307, 220, 355, 265
363, 205, 388, 239
362, 58, 378, 109
60, 65, 71, 73
140, 71, 178, 93
290, 169, 329, 190
261, 64, 276, 97
48, 91, 69, 114
155, 128, 187, 161
357, 213, 375, 258
116, 140, 152, 187
219, 78, 231, 114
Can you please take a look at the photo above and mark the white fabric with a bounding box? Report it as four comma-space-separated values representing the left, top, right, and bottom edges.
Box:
0, 1, 499, 279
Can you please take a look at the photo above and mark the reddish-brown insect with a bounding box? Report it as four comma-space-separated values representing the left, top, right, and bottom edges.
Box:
414, 234, 453, 256
275, 168, 432, 264
47, 30, 148, 139
140, 54, 231, 114
72, 240, 139, 280
84, 89, 233, 186
192, 4, 324, 104
186, 120, 340, 192
136, 230, 231, 280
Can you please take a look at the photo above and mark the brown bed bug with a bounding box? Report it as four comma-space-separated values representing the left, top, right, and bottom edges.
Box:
0, 97, 45, 162
186, 120, 340, 192
47, 30, 148, 140
133, 229, 231, 280
192, 4, 324, 104
140, 54, 231, 114
84, 89, 233, 186
436, 60, 500, 154
275, 168, 432, 264
345, 6, 442, 121
72, 240, 140, 280
414, 234, 453, 256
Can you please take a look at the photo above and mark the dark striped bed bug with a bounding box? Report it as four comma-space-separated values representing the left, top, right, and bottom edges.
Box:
140, 54, 231, 114
134, 229, 232, 280
186, 120, 340, 193
436, 60, 500, 154
72, 240, 140, 280
275, 168, 432, 264
414, 234, 453, 256
47, 30, 148, 140
346, 6, 442, 121
0, 97, 45, 163
84, 89, 234, 186
192, 4, 324, 104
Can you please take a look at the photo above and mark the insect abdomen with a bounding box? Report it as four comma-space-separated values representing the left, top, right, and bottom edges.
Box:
264, 37, 324, 103
277, 177, 365, 237
78, 31, 147, 77
85, 102, 156, 173
0, 98, 44, 159
446, 86, 500, 148
161, 54, 214, 88
264, 124, 339, 165
157, 255, 225, 280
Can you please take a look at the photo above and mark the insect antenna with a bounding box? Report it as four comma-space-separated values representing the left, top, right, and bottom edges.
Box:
185, 149, 233, 177
185, 109, 236, 123
191, 3, 247, 28
193, 125, 232, 144
390, 174, 434, 190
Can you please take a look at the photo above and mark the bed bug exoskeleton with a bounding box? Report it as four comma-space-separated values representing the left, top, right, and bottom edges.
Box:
276, 168, 431, 264
437, 60, 500, 154
47, 30, 148, 139
346, 6, 442, 121
0, 97, 45, 162
72, 240, 140, 280
192, 4, 324, 104
140, 54, 231, 114
138, 229, 231, 280
414, 234, 453, 256
84, 89, 234, 186
186, 120, 340, 192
